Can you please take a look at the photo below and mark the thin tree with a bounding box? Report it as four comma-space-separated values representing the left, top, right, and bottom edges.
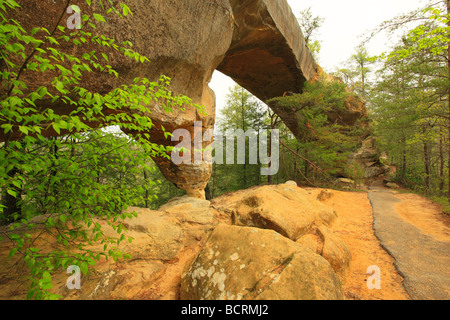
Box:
297, 7, 325, 61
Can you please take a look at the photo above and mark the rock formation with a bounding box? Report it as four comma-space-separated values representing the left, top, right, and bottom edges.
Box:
210, 182, 351, 283
180, 224, 343, 300
0, 182, 351, 300
229, 184, 337, 239
345, 136, 391, 182
217, 0, 318, 139
1, 0, 318, 199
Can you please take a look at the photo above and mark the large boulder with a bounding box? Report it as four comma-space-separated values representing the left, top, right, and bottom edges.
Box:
229, 183, 337, 240
208, 182, 351, 290
337, 178, 356, 189
345, 137, 390, 181
159, 196, 215, 225
297, 226, 351, 281
180, 224, 344, 300
314, 66, 368, 128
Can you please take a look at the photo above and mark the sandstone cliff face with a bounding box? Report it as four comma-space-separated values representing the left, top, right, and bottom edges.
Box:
2, 0, 318, 199
0, 183, 350, 300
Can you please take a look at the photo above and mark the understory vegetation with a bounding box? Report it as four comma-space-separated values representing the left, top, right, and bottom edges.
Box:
368, 0, 450, 213
0, 0, 196, 299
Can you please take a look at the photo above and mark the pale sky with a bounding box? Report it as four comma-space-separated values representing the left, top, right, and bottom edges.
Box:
210, 0, 427, 115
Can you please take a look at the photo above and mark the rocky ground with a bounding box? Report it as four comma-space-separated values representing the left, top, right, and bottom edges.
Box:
0, 181, 448, 300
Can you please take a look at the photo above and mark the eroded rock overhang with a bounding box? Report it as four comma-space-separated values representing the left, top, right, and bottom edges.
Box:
218, 0, 318, 138
219, 0, 317, 100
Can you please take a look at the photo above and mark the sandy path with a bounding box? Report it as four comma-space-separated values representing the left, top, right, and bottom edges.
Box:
395, 193, 450, 243
306, 188, 410, 300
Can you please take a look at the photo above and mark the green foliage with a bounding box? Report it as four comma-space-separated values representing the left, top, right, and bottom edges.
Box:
297, 7, 325, 61
369, 0, 450, 199
432, 196, 450, 215
211, 85, 268, 197
272, 78, 350, 115
268, 77, 360, 185
0, 0, 199, 299
333, 45, 375, 99
381, 3, 450, 61
145, 167, 185, 209
217, 84, 266, 133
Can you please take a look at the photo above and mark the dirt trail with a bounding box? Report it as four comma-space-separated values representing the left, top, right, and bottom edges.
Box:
395, 193, 450, 243
306, 188, 410, 300
368, 181, 450, 300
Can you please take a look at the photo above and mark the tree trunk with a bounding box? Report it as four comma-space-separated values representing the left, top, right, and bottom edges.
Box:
304, 151, 309, 180
293, 143, 299, 182
143, 169, 149, 208
424, 141, 431, 194
447, 0, 450, 198
423, 126, 431, 194
361, 67, 366, 99
439, 131, 445, 194
205, 184, 212, 200
401, 135, 407, 184
1, 167, 21, 225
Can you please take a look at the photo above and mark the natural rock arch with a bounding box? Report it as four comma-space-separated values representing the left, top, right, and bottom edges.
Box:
1, 0, 324, 199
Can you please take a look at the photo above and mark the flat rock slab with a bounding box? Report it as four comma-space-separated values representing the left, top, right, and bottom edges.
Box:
368, 185, 450, 300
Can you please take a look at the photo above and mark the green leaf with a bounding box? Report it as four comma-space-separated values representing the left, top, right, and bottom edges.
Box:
31, 27, 40, 35
8, 248, 18, 258
27, 289, 36, 300
47, 36, 59, 45
122, 4, 132, 16
80, 261, 88, 275
41, 281, 53, 290
42, 271, 52, 283
93, 13, 106, 23
19, 126, 28, 135
54, 81, 64, 93
52, 123, 61, 135
12, 180, 21, 189
7, 189, 17, 198
2, 124, 13, 134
